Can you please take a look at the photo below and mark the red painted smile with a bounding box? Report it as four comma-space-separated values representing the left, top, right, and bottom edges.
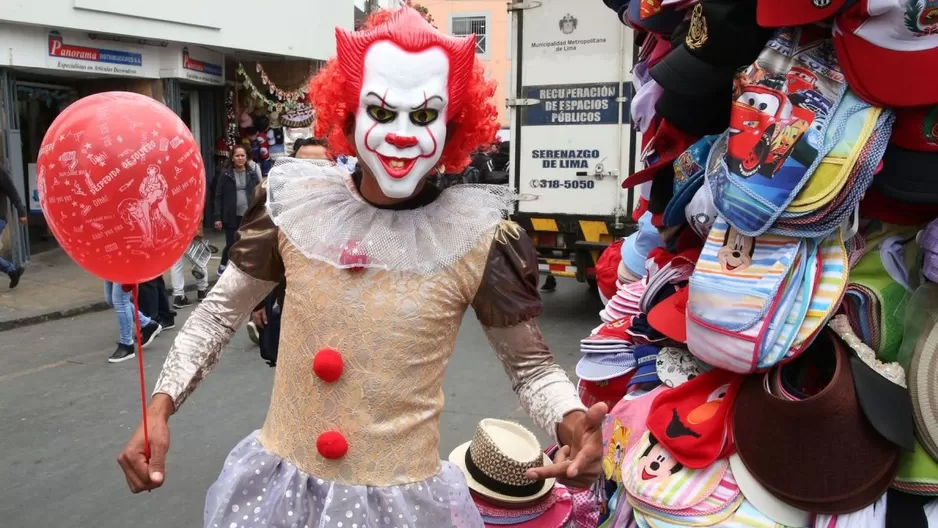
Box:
377, 154, 418, 179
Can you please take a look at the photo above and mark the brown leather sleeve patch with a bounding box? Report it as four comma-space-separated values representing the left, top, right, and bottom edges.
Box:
228, 180, 285, 283
471, 222, 544, 327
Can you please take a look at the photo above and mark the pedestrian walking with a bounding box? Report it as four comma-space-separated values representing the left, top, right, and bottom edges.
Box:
138, 276, 176, 329
0, 163, 27, 289
104, 281, 162, 363
214, 145, 260, 276
171, 215, 208, 309
170, 256, 208, 309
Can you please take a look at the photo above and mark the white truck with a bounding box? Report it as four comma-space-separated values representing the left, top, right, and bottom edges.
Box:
507, 0, 638, 289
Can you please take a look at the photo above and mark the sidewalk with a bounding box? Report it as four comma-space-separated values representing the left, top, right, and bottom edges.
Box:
0, 232, 227, 332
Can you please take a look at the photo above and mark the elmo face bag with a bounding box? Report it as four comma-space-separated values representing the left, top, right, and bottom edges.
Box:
646, 368, 745, 470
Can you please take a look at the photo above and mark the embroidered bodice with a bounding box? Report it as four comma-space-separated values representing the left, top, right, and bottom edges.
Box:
153, 160, 585, 486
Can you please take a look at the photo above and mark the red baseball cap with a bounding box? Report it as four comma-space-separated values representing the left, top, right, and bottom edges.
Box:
647, 286, 689, 343
622, 120, 698, 188
890, 105, 938, 152
595, 240, 625, 301
833, 1, 938, 107
860, 186, 938, 225
757, 0, 853, 27
632, 197, 649, 222
578, 373, 634, 409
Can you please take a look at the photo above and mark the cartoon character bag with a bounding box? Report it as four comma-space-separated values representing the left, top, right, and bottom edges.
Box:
782, 91, 883, 217
686, 217, 808, 373
623, 432, 738, 513
602, 387, 666, 483
646, 368, 745, 470
707, 26, 847, 237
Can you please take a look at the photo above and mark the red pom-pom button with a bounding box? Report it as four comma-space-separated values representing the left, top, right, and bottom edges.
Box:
313, 347, 344, 383
339, 241, 368, 271
317, 431, 348, 460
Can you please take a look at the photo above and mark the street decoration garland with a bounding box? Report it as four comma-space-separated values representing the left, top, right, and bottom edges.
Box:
236, 62, 315, 113
256, 61, 316, 102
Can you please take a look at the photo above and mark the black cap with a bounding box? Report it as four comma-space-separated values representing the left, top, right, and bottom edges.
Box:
650, 0, 774, 96
655, 88, 732, 137
871, 146, 938, 206
849, 354, 915, 452
648, 164, 675, 215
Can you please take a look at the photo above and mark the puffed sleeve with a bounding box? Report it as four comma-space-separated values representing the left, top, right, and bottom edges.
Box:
472, 223, 586, 443
230, 180, 285, 283
471, 222, 543, 327
152, 181, 282, 409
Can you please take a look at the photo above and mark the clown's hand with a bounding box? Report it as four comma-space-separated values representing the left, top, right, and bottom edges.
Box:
117, 394, 173, 493
525, 402, 607, 489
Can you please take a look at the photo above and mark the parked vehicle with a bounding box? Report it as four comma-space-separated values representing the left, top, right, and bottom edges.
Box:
507, 0, 637, 288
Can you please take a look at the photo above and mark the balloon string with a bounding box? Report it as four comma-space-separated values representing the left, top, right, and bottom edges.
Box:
132, 284, 151, 462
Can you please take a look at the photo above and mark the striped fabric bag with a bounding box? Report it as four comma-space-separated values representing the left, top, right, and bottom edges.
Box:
633, 499, 790, 528
686, 217, 809, 373
788, 233, 849, 355
630, 494, 744, 527
759, 232, 848, 367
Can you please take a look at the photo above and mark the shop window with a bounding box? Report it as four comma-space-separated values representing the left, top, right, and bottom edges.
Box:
451, 15, 489, 57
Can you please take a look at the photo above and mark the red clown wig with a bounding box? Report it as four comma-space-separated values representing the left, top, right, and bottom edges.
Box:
309, 7, 499, 172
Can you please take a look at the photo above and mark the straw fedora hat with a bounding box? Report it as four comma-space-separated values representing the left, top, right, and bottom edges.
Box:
909, 310, 938, 460
449, 419, 555, 505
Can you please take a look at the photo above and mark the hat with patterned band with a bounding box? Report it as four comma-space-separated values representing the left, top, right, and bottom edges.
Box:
449, 419, 555, 504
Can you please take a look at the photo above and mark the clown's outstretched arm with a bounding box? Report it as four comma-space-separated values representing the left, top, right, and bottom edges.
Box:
472, 222, 587, 445
153, 181, 281, 410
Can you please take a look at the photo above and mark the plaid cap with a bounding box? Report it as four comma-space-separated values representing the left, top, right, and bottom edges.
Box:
576, 352, 638, 381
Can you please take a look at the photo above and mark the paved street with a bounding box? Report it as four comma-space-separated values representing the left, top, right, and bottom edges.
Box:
0, 278, 601, 528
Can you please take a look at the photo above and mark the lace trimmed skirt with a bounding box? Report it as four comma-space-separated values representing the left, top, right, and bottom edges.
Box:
204, 431, 484, 528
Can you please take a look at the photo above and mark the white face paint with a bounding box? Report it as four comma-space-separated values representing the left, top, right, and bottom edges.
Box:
355, 41, 450, 199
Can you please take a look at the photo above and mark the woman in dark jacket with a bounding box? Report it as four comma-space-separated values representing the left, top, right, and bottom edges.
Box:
214, 145, 261, 274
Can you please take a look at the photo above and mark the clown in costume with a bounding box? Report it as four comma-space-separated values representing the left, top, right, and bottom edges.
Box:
117, 8, 606, 527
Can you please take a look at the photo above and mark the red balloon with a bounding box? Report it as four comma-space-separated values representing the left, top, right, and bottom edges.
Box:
37, 92, 205, 284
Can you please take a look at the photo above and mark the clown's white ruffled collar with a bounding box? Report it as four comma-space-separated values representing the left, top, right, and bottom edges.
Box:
265, 158, 514, 274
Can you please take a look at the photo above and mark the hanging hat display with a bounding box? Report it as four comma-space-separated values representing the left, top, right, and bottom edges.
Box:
587, 2, 938, 525
281, 103, 315, 128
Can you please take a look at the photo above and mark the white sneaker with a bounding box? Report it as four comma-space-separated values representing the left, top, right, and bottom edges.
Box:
247, 321, 260, 344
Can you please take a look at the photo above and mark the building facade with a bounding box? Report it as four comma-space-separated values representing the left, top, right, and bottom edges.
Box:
423, 0, 511, 130
0, 0, 353, 266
